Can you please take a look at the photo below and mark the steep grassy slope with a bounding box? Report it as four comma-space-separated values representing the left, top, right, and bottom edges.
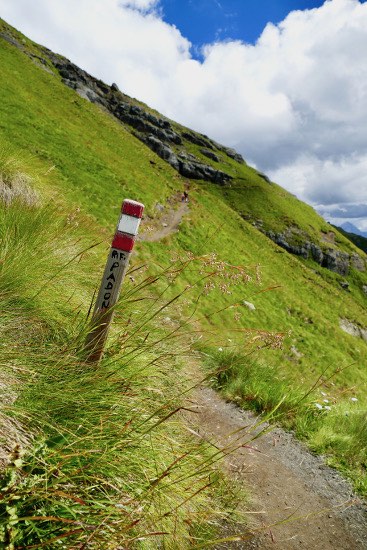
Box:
334, 224, 367, 254
1, 17, 367, 540
1, 195, 250, 547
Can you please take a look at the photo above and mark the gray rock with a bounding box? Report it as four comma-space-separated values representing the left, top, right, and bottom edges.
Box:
145, 112, 161, 126
340, 281, 350, 290
159, 128, 182, 144
204, 139, 247, 164
312, 247, 350, 276
363, 285, 367, 295
340, 319, 367, 341
30, 54, 55, 75
290, 345, 303, 359
140, 135, 232, 184
322, 249, 350, 276
257, 171, 271, 183
95, 80, 110, 95
50, 57, 113, 110
115, 102, 130, 115
0, 31, 21, 48
266, 230, 355, 277
223, 147, 245, 164
48, 56, 183, 144
351, 253, 366, 272
268, 232, 310, 259
310, 243, 324, 264
160, 119, 172, 130
115, 108, 182, 144
76, 85, 100, 103
130, 105, 144, 116
182, 132, 214, 149
243, 301, 256, 311
42, 49, 235, 184
178, 160, 232, 185
178, 151, 199, 162
142, 135, 179, 170
275, 234, 291, 250
200, 148, 219, 162
252, 219, 264, 230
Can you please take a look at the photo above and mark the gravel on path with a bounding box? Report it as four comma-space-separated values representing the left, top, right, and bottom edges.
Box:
186, 386, 367, 550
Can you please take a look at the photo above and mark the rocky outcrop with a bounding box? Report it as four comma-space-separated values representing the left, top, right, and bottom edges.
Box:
266, 230, 310, 260
340, 319, 367, 341
140, 134, 232, 184
182, 132, 214, 149
351, 254, 366, 271
257, 171, 271, 183
0, 23, 245, 183
321, 249, 350, 276
142, 135, 179, 170
36, 51, 240, 185
0, 30, 20, 48
178, 160, 231, 184
115, 103, 182, 144
265, 228, 365, 277
200, 148, 219, 162
220, 146, 245, 164
178, 151, 200, 162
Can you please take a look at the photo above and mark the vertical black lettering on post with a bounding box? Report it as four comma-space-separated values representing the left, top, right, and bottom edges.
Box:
85, 197, 144, 363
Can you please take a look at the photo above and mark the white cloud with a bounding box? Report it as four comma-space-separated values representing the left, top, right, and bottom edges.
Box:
269, 153, 367, 206
119, 0, 159, 11
1, 0, 367, 227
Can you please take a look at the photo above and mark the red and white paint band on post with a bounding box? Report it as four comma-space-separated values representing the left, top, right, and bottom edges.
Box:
112, 199, 144, 252
85, 199, 144, 363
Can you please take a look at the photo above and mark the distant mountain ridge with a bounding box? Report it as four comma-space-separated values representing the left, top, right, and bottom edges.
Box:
340, 222, 367, 238
334, 223, 367, 254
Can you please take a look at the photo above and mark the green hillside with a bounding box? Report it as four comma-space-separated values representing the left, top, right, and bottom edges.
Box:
1, 18, 366, 547
334, 224, 367, 254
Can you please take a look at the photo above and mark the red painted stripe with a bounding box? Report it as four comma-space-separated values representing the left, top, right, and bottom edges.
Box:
111, 232, 135, 252
122, 199, 144, 218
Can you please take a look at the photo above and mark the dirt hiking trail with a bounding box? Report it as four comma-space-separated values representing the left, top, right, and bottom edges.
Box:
140, 197, 367, 549
139, 199, 189, 242
187, 387, 367, 549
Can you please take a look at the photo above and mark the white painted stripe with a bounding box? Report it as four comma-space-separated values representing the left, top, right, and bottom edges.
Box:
117, 213, 141, 235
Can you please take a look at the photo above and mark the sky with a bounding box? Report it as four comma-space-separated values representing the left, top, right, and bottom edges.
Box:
1, 0, 367, 230
161, 0, 324, 55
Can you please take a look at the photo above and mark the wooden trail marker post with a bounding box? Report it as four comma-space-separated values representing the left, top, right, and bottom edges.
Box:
85, 199, 144, 363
